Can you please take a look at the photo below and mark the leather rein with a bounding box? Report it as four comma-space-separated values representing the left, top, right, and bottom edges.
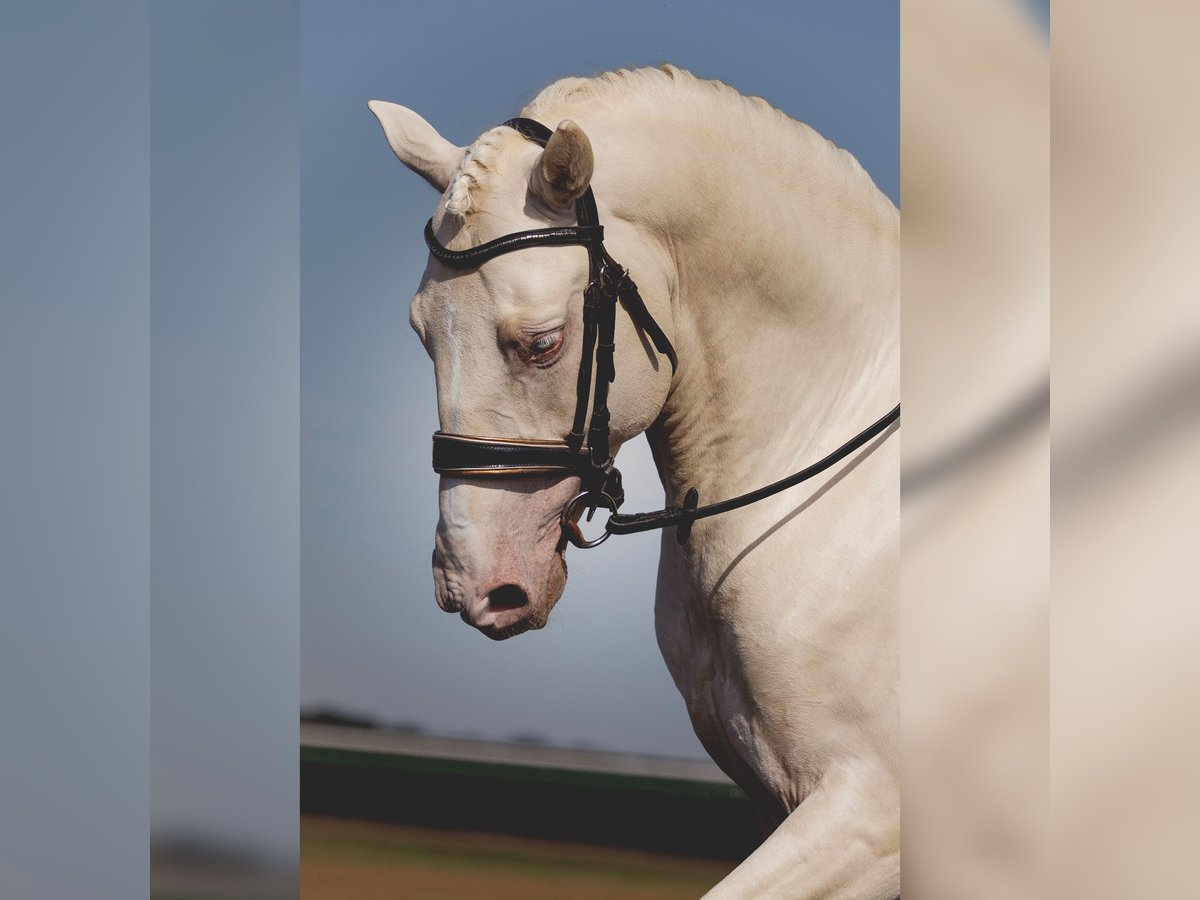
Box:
426, 117, 900, 549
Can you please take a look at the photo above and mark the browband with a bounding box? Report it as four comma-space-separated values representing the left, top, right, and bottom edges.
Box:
424, 221, 605, 268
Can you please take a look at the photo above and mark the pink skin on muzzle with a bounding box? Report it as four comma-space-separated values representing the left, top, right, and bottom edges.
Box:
431, 474, 579, 640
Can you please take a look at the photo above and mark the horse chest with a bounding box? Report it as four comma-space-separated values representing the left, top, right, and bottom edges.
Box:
654, 569, 812, 808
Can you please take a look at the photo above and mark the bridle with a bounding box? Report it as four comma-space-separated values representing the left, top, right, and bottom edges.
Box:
426, 117, 900, 549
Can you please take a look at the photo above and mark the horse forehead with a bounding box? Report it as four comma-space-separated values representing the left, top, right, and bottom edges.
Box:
415, 243, 582, 333
440, 131, 540, 227
412, 275, 486, 341
481, 245, 583, 302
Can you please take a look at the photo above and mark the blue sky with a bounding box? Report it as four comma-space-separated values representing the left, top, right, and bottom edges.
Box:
301, 0, 899, 757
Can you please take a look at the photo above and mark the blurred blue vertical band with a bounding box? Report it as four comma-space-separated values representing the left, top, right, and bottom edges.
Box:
1032, 0, 1050, 31
150, 0, 299, 893
0, 2, 150, 898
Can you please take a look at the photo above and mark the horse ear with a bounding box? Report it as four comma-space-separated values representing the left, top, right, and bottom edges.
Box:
530, 120, 594, 211
367, 100, 464, 193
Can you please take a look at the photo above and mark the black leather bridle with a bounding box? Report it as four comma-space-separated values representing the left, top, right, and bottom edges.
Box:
426, 117, 899, 548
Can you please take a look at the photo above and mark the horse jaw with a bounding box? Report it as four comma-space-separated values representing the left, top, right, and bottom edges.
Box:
431, 475, 578, 640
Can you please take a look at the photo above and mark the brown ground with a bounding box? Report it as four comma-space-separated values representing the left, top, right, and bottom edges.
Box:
301, 815, 734, 900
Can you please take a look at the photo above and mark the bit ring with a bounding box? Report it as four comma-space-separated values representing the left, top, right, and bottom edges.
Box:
560, 491, 618, 549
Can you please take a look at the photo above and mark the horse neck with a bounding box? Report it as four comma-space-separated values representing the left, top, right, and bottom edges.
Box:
602, 106, 900, 507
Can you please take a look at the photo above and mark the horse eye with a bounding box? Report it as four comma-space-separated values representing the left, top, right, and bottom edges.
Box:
521, 328, 564, 363
531, 332, 560, 354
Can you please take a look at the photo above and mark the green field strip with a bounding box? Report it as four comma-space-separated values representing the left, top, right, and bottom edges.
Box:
301, 745, 748, 801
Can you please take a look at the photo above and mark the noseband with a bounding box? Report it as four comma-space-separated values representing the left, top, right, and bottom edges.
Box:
426, 117, 899, 548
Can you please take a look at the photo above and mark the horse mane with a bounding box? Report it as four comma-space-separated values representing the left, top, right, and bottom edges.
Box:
444, 64, 886, 220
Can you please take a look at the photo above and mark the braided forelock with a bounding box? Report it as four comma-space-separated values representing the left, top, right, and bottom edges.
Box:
443, 126, 514, 217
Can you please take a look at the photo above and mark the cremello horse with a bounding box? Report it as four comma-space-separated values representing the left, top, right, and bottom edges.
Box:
370, 65, 899, 899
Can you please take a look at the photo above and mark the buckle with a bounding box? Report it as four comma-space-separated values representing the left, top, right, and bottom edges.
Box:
598, 261, 626, 297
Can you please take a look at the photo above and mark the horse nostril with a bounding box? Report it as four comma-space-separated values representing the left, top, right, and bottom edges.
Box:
487, 584, 529, 611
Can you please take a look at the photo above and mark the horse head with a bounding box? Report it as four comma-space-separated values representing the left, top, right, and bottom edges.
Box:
369, 101, 673, 639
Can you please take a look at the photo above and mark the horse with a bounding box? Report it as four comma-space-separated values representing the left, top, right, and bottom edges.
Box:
370, 65, 899, 899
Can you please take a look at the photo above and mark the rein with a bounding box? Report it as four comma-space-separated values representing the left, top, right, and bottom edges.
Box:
425, 117, 899, 548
